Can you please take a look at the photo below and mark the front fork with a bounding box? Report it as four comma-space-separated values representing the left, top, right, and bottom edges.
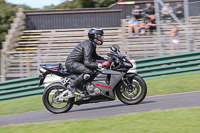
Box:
122, 77, 133, 92
122, 72, 138, 91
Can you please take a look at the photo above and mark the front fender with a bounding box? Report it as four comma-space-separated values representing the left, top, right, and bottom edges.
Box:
124, 72, 138, 78
118, 72, 138, 90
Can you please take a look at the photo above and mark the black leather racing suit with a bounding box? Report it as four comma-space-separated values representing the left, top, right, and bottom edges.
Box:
65, 40, 104, 88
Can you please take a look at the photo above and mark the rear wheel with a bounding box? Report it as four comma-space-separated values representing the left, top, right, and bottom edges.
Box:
116, 75, 147, 105
43, 82, 74, 114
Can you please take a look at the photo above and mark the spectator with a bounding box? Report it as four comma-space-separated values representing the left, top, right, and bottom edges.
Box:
147, 15, 156, 35
143, 3, 155, 21
171, 25, 178, 38
139, 19, 147, 35
171, 25, 179, 44
174, 2, 184, 19
161, 3, 173, 21
132, 5, 144, 20
128, 16, 140, 36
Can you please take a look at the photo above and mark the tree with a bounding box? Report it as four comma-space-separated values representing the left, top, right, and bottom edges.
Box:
44, 4, 56, 10
44, 0, 120, 9
93, 0, 119, 7
0, 0, 32, 49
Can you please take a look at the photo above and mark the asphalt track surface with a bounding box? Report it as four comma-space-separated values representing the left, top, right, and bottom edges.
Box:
0, 91, 200, 126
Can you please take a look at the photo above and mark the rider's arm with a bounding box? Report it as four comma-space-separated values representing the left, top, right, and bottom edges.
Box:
83, 44, 98, 69
94, 50, 104, 60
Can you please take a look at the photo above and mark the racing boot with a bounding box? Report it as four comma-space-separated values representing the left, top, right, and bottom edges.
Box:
69, 82, 84, 97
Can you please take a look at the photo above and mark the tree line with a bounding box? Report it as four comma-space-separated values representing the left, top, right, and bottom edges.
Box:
44, 0, 119, 9
0, 0, 31, 49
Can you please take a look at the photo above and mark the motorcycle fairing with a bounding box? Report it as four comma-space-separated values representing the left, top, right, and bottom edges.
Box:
92, 69, 126, 99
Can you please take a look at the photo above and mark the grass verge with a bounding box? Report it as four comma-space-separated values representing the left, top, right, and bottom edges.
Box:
0, 72, 200, 116
0, 107, 200, 133
146, 72, 200, 96
0, 95, 44, 116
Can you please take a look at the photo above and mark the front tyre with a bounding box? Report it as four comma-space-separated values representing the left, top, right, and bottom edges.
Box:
116, 75, 147, 105
43, 82, 74, 114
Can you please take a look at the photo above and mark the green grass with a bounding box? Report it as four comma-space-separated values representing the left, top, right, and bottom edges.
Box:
146, 72, 200, 96
0, 107, 200, 133
0, 95, 45, 116
0, 72, 200, 116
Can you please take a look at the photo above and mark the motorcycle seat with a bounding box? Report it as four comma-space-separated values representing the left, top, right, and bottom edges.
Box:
59, 68, 78, 78
40, 63, 78, 78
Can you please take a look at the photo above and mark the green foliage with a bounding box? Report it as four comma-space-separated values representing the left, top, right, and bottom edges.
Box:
44, 0, 120, 10
0, 0, 32, 49
43, 4, 56, 10
94, 0, 119, 7
55, 0, 83, 9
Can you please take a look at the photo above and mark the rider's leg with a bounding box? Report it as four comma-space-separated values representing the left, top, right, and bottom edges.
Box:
70, 69, 93, 88
66, 62, 93, 95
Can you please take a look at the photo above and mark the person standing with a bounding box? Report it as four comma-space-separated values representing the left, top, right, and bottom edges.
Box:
161, 3, 173, 22
132, 5, 144, 20
143, 3, 155, 21
171, 25, 179, 44
174, 2, 184, 19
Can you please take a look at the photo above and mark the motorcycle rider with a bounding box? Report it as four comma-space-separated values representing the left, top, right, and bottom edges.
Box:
65, 28, 110, 95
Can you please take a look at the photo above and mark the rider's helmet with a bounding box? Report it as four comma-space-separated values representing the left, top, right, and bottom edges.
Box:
88, 28, 104, 45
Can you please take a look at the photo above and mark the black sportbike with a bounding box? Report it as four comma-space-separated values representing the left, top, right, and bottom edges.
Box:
38, 45, 147, 114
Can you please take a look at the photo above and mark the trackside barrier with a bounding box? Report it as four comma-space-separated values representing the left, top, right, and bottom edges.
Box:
0, 76, 44, 100
130, 51, 200, 77
0, 51, 200, 100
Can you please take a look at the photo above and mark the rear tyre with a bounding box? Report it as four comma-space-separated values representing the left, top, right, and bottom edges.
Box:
116, 75, 147, 105
43, 82, 74, 114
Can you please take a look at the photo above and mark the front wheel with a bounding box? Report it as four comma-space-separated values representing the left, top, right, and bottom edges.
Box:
116, 75, 147, 105
43, 82, 74, 114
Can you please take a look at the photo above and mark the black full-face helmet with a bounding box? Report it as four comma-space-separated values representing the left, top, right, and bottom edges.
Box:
88, 28, 104, 45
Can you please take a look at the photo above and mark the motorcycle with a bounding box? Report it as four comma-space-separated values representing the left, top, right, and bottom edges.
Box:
38, 45, 147, 114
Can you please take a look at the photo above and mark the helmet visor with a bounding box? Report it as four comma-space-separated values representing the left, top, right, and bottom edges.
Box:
96, 35, 104, 41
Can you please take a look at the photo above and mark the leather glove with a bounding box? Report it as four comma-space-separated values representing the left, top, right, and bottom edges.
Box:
102, 61, 110, 67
